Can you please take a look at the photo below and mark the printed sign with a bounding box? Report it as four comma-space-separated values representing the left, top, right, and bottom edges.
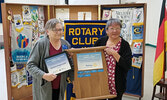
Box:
64, 20, 107, 48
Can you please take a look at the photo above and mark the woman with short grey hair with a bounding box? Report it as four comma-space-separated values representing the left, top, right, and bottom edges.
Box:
44, 18, 63, 31
27, 18, 73, 100
94, 18, 132, 100
105, 18, 122, 30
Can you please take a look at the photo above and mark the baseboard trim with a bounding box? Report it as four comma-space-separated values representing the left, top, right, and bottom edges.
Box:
145, 43, 156, 48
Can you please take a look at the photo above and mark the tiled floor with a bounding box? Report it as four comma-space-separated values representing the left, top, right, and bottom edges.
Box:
0, 46, 160, 100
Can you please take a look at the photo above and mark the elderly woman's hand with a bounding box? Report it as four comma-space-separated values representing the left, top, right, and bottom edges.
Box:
104, 47, 120, 62
42, 73, 57, 82
104, 47, 115, 55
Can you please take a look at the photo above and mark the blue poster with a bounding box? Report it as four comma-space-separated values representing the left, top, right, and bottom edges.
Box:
64, 20, 107, 48
132, 23, 144, 40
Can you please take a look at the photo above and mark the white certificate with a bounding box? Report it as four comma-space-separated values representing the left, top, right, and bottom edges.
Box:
77, 52, 103, 71
45, 52, 71, 75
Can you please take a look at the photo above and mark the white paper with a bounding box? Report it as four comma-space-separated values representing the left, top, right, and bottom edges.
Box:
11, 71, 19, 87
77, 52, 103, 71
13, 14, 23, 30
132, 8, 144, 23
56, 8, 69, 25
17, 67, 27, 88
78, 12, 91, 20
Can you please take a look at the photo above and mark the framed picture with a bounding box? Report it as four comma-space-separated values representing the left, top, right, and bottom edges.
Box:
44, 51, 71, 75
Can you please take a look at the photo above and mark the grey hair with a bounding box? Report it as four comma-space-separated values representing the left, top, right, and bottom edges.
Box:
44, 18, 63, 31
105, 18, 122, 30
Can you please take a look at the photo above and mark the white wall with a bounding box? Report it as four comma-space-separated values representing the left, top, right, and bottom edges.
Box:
145, 0, 162, 45
0, 49, 7, 100
5, 0, 57, 5
69, 0, 119, 5
0, 24, 4, 43
0, 24, 3, 35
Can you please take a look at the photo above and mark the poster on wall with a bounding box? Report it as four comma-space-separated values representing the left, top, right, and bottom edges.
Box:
111, 8, 133, 44
22, 6, 32, 22
132, 55, 143, 69
132, 42, 143, 54
78, 12, 91, 20
38, 6, 45, 21
102, 9, 112, 20
11, 64, 19, 87
38, 20, 45, 34
11, 24, 32, 63
30, 6, 38, 22
56, 8, 69, 25
132, 8, 144, 23
29, 6, 40, 46
13, 14, 24, 33
64, 20, 107, 48
132, 23, 144, 41
17, 67, 27, 88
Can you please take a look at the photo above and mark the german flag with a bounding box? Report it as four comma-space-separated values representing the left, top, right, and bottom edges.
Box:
153, 0, 167, 86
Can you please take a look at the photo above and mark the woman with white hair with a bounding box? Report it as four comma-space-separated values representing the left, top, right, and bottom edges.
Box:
27, 18, 73, 100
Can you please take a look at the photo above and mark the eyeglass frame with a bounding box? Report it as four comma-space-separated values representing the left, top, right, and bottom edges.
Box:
52, 28, 64, 32
107, 27, 121, 31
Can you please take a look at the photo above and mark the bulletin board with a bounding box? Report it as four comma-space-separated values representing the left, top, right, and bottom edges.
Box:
1, 3, 146, 100
100, 4, 147, 98
1, 3, 50, 100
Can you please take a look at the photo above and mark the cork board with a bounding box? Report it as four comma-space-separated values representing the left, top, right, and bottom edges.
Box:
3, 3, 48, 100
